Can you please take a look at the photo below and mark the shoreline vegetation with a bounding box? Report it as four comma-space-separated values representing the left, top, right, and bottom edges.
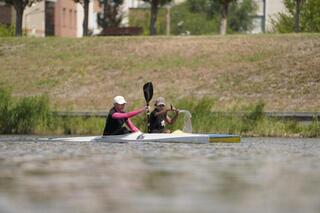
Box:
1, 89, 319, 137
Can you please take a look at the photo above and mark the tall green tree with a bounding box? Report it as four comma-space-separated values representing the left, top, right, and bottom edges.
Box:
142, 0, 172, 35
228, 0, 256, 32
0, 0, 41, 36
272, 0, 320, 32
218, 0, 237, 35
300, 0, 320, 32
185, 0, 256, 34
97, 0, 124, 30
74, 0, 90, 36
294, 0, 304, 32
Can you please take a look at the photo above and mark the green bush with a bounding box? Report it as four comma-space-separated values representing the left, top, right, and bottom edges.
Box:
270, 13, 295, 33
0, 88, 51, 134
0, 24, 15, 37
271, 0, 320, 33
0, 89, 12, 133
11, 95, 51, 134
129, 8, 167, 35
1, 90, 319, 137
302, 117, 320, 137
129, 0, 256, 35
171, 3, 219, 35
53, 116, 104, 135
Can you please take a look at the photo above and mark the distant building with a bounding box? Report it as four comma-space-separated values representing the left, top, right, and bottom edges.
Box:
22, 0, 101, 37
21, 0, 146, 37
252, 0, 287, 33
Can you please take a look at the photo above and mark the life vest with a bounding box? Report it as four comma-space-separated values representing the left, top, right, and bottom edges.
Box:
149, 108, 166, 133
103, 107, 128, 135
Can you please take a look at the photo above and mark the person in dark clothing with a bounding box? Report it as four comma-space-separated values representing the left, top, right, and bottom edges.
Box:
103, 96, 148, 135
149, 97, 179, 133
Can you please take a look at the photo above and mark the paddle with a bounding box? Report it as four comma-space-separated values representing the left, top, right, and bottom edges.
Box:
143, 82, 153, 133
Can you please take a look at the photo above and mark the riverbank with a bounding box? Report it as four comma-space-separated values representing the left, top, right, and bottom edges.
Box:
0, 89, 319, 137
0, 34, 319, 112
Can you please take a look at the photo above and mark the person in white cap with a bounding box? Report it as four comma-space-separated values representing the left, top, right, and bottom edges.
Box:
103, 96, 149, 135
149, 97, 179, 133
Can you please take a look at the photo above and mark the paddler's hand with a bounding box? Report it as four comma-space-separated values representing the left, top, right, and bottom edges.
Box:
144, 106, 150, 111
170, 105, 179, 115
170, 104, 178, 112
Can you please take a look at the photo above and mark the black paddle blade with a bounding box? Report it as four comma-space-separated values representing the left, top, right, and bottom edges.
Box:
143, 82, 153, 104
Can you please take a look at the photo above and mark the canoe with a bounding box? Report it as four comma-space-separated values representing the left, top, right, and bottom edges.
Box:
49, 131, 240, 143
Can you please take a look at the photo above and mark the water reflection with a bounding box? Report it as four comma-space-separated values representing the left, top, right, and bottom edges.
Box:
0, 137, 320, 213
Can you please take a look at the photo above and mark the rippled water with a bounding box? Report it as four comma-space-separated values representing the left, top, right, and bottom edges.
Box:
0, 136, 320, 213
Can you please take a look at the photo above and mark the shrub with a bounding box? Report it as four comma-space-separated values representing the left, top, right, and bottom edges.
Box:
0, 24, 15, 37
0, 88, 51, 134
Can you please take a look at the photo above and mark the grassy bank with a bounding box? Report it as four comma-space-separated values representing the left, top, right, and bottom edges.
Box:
0, 34, 319, 112
1, 89, 319, 137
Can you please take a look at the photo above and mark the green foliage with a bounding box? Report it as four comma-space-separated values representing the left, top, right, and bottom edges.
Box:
301, 0, 320, 32
240, 101, 265, 133
171, 2, 219, 35
302, 117, 320, 137
141, 0, 172, 5
129, 0, 256, 35
97, 0, 124, 29
134, 97, 319, 137
272, 0, 320, 32
187, 0, 213, 14
0, 88, 12, 133
170, 0, 256, 35
270, 13, 295, 33
0, 88, 51, 134
0, 24, 15, 37
0, 89, 105, 135
228, 0, 257, 33
53, 116, 105, 135
129, 8, 167, 35
11, 95, 51, 133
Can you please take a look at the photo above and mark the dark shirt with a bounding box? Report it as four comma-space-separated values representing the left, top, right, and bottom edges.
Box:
149, 108, 167, 133
103, 107, 129, 135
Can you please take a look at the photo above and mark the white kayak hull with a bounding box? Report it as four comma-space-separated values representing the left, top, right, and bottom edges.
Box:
49, 131, 240, 143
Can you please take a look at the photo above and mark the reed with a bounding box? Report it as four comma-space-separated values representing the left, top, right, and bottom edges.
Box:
0, 90, 319, 137
0, 88, 51, 134
171, 97, 320, 137
0, 88, 105, 135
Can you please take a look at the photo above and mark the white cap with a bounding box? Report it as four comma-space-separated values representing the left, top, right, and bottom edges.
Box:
155, 97, 166, 106
113, 96, 127, 104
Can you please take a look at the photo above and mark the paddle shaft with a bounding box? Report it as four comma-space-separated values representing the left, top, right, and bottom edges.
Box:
143, 82, 153, 133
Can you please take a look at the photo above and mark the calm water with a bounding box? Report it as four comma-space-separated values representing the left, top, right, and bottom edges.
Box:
0, 136, 320, 213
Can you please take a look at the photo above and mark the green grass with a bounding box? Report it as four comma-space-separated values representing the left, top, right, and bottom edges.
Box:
0, 88, 51, 134
1, 89, 319, 136
1, 35, 320, 112
0, 35, 319, 136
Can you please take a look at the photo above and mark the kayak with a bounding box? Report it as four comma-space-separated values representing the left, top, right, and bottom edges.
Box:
49, 130, 240, 143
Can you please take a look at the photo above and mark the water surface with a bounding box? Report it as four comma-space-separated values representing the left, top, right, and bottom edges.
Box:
0, 136, 320, 213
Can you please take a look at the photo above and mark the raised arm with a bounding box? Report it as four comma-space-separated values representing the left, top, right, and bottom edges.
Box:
112, 107, 146, 119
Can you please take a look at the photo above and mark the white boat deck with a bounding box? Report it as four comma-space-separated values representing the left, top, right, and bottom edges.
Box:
48, 131, 241, 143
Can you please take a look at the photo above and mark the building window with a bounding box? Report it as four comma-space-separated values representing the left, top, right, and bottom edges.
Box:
69, 9, 72, 28
74, 10, 77, 29
62, 8, 66, 27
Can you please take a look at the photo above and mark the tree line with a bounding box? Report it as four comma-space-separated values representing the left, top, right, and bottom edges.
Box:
271, 0, 320, 33
0, 0, 319, 37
